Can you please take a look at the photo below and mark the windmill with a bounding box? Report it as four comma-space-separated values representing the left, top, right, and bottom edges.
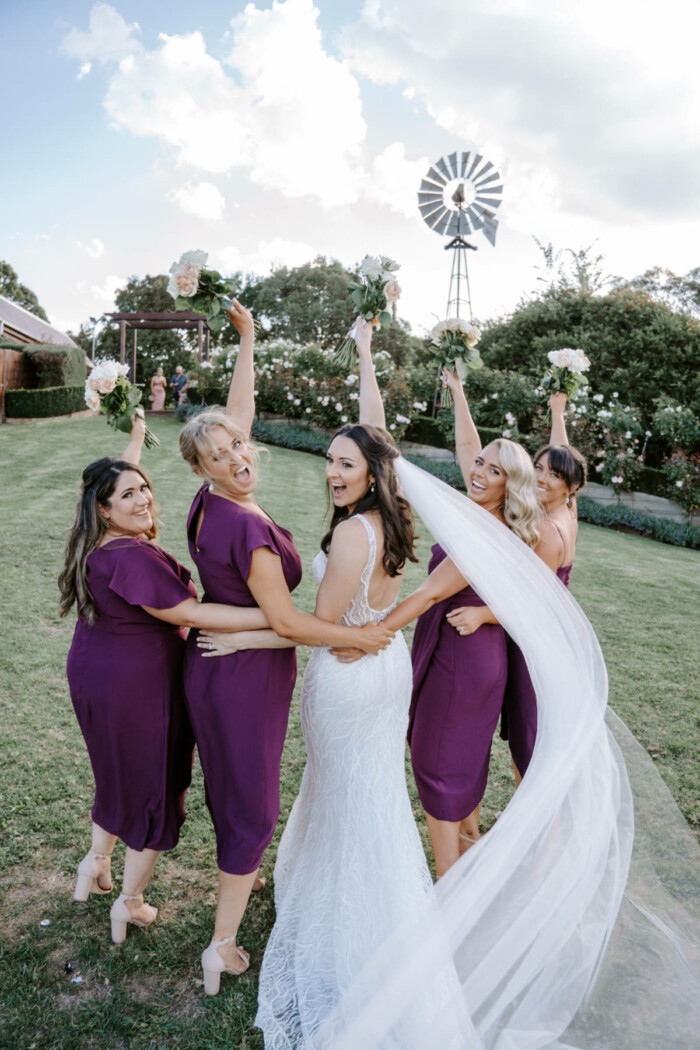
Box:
418, 150, 503, 322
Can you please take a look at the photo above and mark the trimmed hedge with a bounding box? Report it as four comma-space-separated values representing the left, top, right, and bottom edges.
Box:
251, 420, 329, 455
23, 344, 86, 388
577, 497, 700, 550
249, 420, 699, 549
5, 386, 86, 418
404, 414, 503, 450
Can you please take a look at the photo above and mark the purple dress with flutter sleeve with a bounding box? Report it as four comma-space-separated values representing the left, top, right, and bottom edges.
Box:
66, 538, 197, 851
500, 562, 572, 776
408, 543, 508, 822
184, 486, 303, 875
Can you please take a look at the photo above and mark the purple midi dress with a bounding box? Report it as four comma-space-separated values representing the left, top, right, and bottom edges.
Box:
184, 486, 303, 876
66, 538, 197, 852
500, 562, 572, 777
409, 544, 508, 822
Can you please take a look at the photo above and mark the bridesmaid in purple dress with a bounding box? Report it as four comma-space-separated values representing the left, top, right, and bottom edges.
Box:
177, 303, 393, 994
501, 391, 588, 780
390, 370, 566, 877
60, 418, 297, 944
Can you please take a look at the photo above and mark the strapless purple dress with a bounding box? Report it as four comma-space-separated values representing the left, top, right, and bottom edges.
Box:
183, 486, 302, 875
409, 544, 508, 822
500, 563, 572, 776
66, 538, 197, 851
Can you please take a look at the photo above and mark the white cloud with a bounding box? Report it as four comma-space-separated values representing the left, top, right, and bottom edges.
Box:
90, 274, 127, 304
76, 238, 106, 258
213, 237, 318, 276
364, 142, 429, 218
77, 62, 92, 80
64, 1, 366, 206
60, 2, 141, 63
167, 181, 226, 221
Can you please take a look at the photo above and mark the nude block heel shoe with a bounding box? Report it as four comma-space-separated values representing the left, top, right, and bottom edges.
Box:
201, 935, 250, 996
73, 850, 113, 901
110, 893, 158, 944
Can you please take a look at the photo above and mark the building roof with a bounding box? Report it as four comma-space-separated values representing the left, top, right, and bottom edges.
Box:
0, 295, 78, 347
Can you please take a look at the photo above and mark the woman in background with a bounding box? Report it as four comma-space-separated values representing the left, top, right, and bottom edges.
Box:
150, 367, 167, 412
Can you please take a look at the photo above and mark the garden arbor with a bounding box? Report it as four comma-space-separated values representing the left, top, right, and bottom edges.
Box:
108, 311, 210, 378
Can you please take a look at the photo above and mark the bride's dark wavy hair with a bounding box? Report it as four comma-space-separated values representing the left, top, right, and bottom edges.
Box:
58, 458, 159, 624
321, 424, 418, 578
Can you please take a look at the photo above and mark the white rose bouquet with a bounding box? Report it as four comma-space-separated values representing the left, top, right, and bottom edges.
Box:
542, 348, 591, 399
431, 318, 483, 406
335, 254, 401, 368
167, 249, 239, 335
84, 360, 160, 449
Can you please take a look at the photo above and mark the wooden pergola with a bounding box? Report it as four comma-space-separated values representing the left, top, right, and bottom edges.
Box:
107, 312, 211, 377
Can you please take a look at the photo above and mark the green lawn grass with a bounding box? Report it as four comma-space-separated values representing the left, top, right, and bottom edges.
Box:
0, 413, 698, 1049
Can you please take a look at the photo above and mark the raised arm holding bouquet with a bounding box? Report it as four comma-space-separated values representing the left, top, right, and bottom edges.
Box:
430, 318, 483, 406
85, 360, 160, 449
335, 254, 401, 368
542, 347, 590, 406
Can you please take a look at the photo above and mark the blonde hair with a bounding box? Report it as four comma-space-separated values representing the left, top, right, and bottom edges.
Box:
179, 409, 263, 482
488, 439, 542, 548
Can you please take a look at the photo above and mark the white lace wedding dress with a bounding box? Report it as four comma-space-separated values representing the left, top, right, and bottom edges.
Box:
255, 514, 432, 1049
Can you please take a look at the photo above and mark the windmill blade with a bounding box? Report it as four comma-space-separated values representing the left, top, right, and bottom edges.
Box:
474, 170, 501, 190
459, 151, 472, 177
419, 176, 444, 193
432, 210, 453, 235
435, 156, 452, 181
425, 166, 448, 187
473, 158, 494, 183
447, 151, 461, 179
445, 211, 473, 237
427, 205, 451, 229
418, 191, 444, 207
419, 201, 446, 224
481, 216, 499, 246
465, 206, 485, 230
465, 153, 483, 182
475, 192, 503, 210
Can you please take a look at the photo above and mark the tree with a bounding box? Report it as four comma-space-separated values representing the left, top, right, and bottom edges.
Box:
531, 238, 612, 298
479, 288, 700, 427
240, 256, 422, 365
0, 261, 49, 321
612, 266, 700, 318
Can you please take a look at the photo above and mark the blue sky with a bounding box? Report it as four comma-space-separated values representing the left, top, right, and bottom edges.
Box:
3, 0, 699, 337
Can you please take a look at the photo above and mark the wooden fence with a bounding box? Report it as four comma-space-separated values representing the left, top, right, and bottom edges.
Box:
0, 349, 32, 423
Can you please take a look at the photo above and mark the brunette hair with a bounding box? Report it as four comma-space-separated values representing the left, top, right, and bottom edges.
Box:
485, 439, 543, 548
179, 409, 262, 482
58, 458, 158, 624
321, 424, 418, 577
534, 443, 587, 499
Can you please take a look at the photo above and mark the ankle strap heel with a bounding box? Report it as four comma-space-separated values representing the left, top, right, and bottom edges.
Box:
201, 935, 250, 996
73, 850, 113, 901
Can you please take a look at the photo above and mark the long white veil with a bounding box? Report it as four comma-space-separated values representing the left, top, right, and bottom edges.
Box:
311, 457, 700, 1050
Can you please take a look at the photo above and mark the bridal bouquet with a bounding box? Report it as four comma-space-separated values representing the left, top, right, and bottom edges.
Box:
84, 360, 160, 448
542, 348, 591, 399
335, 254, 401, 368
431, 318, 483, 406
167, 249, 238, 335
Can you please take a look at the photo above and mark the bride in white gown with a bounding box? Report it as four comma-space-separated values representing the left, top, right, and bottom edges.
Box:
255, 442, 432, 1046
